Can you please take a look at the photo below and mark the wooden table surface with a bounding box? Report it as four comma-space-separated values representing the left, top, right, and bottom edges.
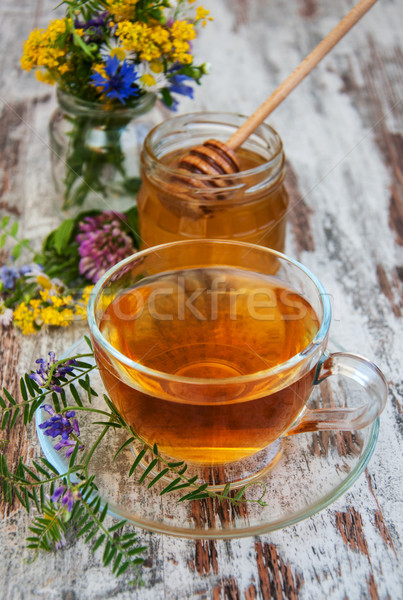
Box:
1, 1, 402, 598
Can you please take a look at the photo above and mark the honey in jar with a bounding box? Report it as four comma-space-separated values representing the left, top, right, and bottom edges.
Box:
137, 112, 289, 251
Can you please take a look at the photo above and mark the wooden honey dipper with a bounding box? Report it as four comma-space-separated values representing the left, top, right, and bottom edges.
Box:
175, 0, 377, 184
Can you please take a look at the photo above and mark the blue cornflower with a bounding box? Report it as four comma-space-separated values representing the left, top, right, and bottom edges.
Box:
29, 351, 77, 393
164, 73, 195, 111
168, 74, 194, 99
0, 266, 20, 290
90, 56, 140, 104
39, 404, 83, 458
51, 485, 81, 513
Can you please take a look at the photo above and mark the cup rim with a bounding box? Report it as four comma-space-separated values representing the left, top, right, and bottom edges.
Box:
142, 111, 284, 184
87, 240, 332, 385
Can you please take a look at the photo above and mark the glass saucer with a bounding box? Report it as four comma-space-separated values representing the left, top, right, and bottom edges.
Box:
35, 337, 379, 539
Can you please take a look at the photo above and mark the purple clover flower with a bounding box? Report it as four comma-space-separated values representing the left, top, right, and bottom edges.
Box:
39, 404, 83, 458
90, 55, 140, 104
76, 211, 136, 282
51, 485, 81, 513
29, 351, 77, 393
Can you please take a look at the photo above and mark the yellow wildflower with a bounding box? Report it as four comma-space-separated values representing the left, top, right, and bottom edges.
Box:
41, 306, 74, 327
81, 286, 94, 305
107, 0, 139, 22
36, 69, 57, 84
170, 20, 195, 64
13, 301, 41, 336
20, 18, 70, 84
195, 6, 213, 27
116, 21, 172, 62
20, 29, 43, 71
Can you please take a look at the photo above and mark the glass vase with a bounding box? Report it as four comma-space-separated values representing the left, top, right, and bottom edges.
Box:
49, 88, 162, 217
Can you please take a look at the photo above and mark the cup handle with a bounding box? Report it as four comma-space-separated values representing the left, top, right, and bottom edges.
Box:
286, 352, 388, 435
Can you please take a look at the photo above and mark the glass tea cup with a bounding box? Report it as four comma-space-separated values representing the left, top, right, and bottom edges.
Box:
87, 240, 387, 488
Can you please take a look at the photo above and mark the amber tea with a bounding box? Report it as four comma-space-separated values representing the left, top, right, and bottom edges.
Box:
96, 267, 319, 464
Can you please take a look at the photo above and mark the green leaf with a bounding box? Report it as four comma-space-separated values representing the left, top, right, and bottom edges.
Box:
1, 411, 10, 429
99, 502, 108, 523
113, 437, 135, 461
104, 544, 117, 567
76, 522, 95, 538
39, 458, 59, 474
1, 215, 10, 228
69, 442, 80, 468
112, 553, 123, 574
159, 477, 182, 496
147, 468, 169, 489
129, 448, 146, 477
108, 520, 126, 533
85, 527, 98, 544
84, 335, 93, 351
53, 218, 75, 254
24, 375, 36, 398
167, 460, 184, 468
19, 379, 28, 402
52, 392, 61, 414
69, 384, 83, 407
10, 221, 18, 236
11, 244, 21, 259
3, 388, 17, 406
138, 459, 158, 484
233, 486, 247, 501
222, 483, 231, 498
92, 534, 106, 554
10, 406, 20, 429
116, 561, 131, 576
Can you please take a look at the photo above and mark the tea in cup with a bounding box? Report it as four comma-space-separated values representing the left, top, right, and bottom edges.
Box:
88, 240, 387, 485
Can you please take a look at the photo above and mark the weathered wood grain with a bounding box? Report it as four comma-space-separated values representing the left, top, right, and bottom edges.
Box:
1, 0, 402, 598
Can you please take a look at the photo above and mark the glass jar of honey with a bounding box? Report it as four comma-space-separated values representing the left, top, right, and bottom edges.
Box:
137, 112, 289, 251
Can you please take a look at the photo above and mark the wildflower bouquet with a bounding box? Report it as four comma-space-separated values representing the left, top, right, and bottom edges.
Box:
20, 0, 212, 213
0, 209, 139, 334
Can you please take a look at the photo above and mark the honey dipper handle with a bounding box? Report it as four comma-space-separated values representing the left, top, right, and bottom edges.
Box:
226, 0, 378, 150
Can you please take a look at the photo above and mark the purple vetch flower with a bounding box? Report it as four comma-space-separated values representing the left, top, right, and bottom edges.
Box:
74, 10, 109, 30
39, 404, 84, 457
29, 351, 78, 393
0, 266, 20, 290
74, 11, 109, 43
51, 485, 81, 513
76, 211, 136, 283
